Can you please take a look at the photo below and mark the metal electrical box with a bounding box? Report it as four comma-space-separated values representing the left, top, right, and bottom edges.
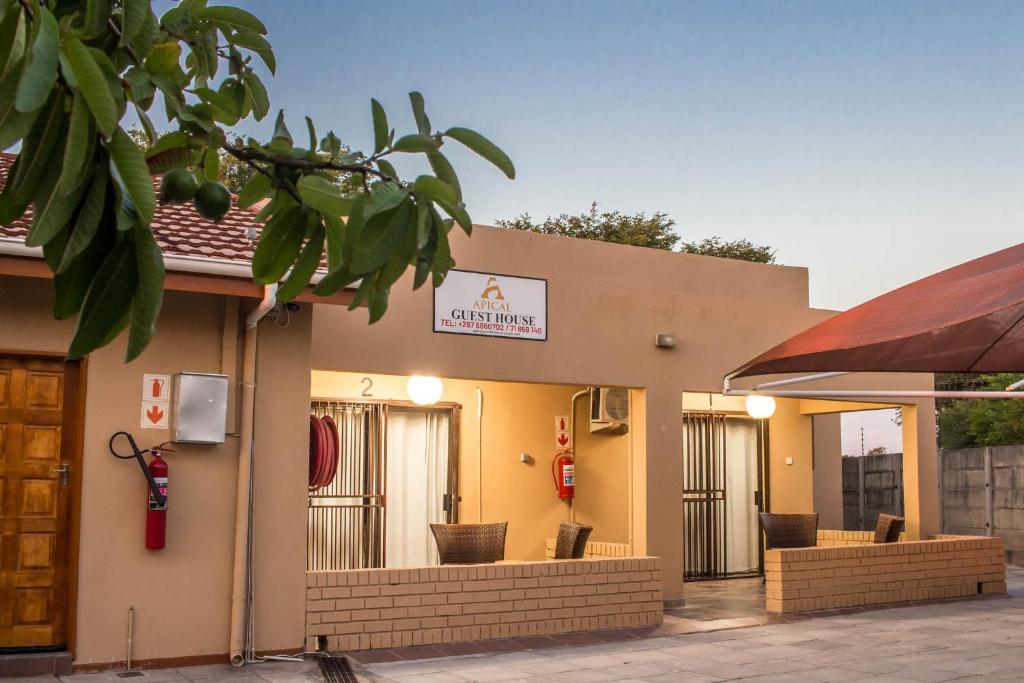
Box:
172, 372, 229, 444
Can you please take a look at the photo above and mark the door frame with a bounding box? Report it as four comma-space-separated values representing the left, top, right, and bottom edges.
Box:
0, 351, 86, 655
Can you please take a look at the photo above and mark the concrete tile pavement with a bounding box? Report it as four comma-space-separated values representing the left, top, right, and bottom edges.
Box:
357, 567, 1024, 682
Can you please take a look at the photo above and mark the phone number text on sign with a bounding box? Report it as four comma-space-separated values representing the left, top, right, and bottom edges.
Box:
433, 270, 548, 341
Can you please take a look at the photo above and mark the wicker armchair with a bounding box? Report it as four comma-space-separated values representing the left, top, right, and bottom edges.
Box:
874, 513, 905, 543
759, 513, 818, 549
430, 522, 508, 564
554, 522, 593, 559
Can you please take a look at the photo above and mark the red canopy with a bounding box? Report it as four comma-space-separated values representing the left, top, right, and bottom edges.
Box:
733, 242, 1024, 379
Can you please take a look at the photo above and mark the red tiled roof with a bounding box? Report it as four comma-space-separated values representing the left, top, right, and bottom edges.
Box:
0, 152, 258, 264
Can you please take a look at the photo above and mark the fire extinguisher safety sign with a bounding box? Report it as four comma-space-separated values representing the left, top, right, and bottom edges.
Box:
142, 374, 171, 429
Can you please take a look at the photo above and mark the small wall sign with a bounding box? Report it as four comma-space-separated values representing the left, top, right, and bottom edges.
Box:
433, 270, 547, 341
142, 374, 171, 429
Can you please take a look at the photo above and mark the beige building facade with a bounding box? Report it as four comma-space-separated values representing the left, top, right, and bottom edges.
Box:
0, 222, 939, 669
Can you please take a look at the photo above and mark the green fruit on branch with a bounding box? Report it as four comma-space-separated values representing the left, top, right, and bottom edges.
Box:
194, 181, 232, 221
160, 169, 199, 204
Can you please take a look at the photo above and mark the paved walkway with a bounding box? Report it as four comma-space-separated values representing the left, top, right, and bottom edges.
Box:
355, 567, 1024, 682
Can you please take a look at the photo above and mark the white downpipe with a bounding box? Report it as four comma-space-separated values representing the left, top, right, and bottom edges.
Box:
566, 389, 589, 523
229, 284, 277, 667
476, 387, 483, 522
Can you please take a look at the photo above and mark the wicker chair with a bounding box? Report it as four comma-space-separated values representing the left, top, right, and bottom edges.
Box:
759, 513, 819, 549
430, 522, 508, 564
874, 513, 905, 543
554, 522, 593, 559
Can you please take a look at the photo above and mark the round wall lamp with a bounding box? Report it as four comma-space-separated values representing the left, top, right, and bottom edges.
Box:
745, 394, 777, 419
407, 375, 444, 405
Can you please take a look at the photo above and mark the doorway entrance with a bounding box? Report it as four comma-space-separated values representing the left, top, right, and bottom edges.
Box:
0, 354, 81, 651
682, 413, 768, 580
307, 400, 459, 571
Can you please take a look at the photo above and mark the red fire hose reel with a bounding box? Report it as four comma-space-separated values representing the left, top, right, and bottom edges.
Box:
110, 431, 173, 550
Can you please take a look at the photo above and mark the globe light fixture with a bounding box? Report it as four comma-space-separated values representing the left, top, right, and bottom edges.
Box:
407, 375, 443, 405
745, 394, 777, 419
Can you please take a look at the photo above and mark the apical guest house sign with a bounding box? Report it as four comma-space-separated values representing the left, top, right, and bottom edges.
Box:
434, 270, 547, 341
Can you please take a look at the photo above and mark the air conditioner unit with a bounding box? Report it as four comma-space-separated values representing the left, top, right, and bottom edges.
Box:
590, 387, 629, 434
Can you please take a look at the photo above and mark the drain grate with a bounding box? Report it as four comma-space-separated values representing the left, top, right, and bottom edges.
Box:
315, 654, 358, 683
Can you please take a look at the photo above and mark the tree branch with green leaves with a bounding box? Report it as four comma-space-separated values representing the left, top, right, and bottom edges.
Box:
0, 0, 514, 361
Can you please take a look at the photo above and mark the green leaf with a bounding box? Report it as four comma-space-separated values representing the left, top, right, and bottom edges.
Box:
298, 174, 351, 217
121, 0, 148, 45
201, 147, 219, 182
413, 175, 457, 206
145, 147, 191, 174
323, 212, 344, 271
58, 91, 94, 195
27, 159, 90, 248
58, 169, 108, 273
277, 224, 325, 303
108, 127, 155, 225
376, 158, 398, 180
251, 206, 306, 283
443, 127, 515, 179
0, 68, 40, 152
367, 287, 389, 324
378, 210, 417, 289
347, 273, 376, 311
352, 198, 414, 275
53, 214, 114, 320
415, 200, 430, 250
362, 182, 408, 221
371, 98, 388, 154
67, 239, 139, 358
83, 0, 112, 39
146, 131, 189, 156
431, 208, 453, 276
231, 29, 275, 74
392, 134, 439, 153
15, 6, 58, 113
63, 36, 117, 137
436, 198, 473, 235
427, 152, 461, 202
8, 92, 64, 203
409, 92, 430, 135
305, 116, 316, 151
237, 173, 272, 209
243, 72, 269, 120
197, 5, 267, 33
126, 224, 165, 361
270, 109, 292, 149
0, 5, 25, 79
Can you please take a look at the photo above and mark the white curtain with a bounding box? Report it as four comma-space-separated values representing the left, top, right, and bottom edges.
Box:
725, 420, 760, 574
385, 410, 450, 567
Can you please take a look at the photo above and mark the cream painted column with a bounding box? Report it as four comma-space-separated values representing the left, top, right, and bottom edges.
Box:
645, 385, 684, 600
812, 414, 843, 529
900, 403, 940, 540
767, 399, 815, 513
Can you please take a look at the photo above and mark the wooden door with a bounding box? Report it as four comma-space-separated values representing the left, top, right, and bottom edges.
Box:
0, 355, 77, 649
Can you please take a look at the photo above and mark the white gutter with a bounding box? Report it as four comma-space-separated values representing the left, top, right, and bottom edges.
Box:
229, 284, 278, 666
724, 370, 1024, 400
0, 238, 336, 284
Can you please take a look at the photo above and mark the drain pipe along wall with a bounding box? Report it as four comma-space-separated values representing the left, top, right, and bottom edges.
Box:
229, 284, 278, 666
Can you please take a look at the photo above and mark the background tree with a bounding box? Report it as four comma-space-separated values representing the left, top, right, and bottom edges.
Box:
497, 203, 776, 263
866, 446, 887, 456
497, 202, 679, 250
935, 373, 1024, 448
0, 0, 513, 361
679, 236, 776, 264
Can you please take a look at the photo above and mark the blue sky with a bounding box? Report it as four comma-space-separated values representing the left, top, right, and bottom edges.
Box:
221, 0, 1024, 313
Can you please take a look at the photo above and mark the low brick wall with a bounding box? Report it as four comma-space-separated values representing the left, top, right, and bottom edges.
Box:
544, 539, 631, 559
817, 529, 904, 546
765, 535, 1006, 614
306, 557, 663, 651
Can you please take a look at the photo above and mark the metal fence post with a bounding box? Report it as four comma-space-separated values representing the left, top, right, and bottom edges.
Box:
858, 456, 866, 531
938, 449, 945, 534
984, 446, 994, 537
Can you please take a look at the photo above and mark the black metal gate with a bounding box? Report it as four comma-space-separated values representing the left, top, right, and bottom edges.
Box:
682, 413, 768, 580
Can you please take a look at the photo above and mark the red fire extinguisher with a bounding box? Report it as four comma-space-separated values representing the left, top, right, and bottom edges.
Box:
551, 451, 575, 500
146, 449, 169, 550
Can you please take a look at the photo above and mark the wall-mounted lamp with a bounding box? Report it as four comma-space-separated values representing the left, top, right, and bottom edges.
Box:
655, 333, 677, 349
745, 394, 777, 419
407, 375, 443, 405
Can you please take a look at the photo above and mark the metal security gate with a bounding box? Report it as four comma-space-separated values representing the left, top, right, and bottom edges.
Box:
682, 413, 768, 580
308, 401, 386, 570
